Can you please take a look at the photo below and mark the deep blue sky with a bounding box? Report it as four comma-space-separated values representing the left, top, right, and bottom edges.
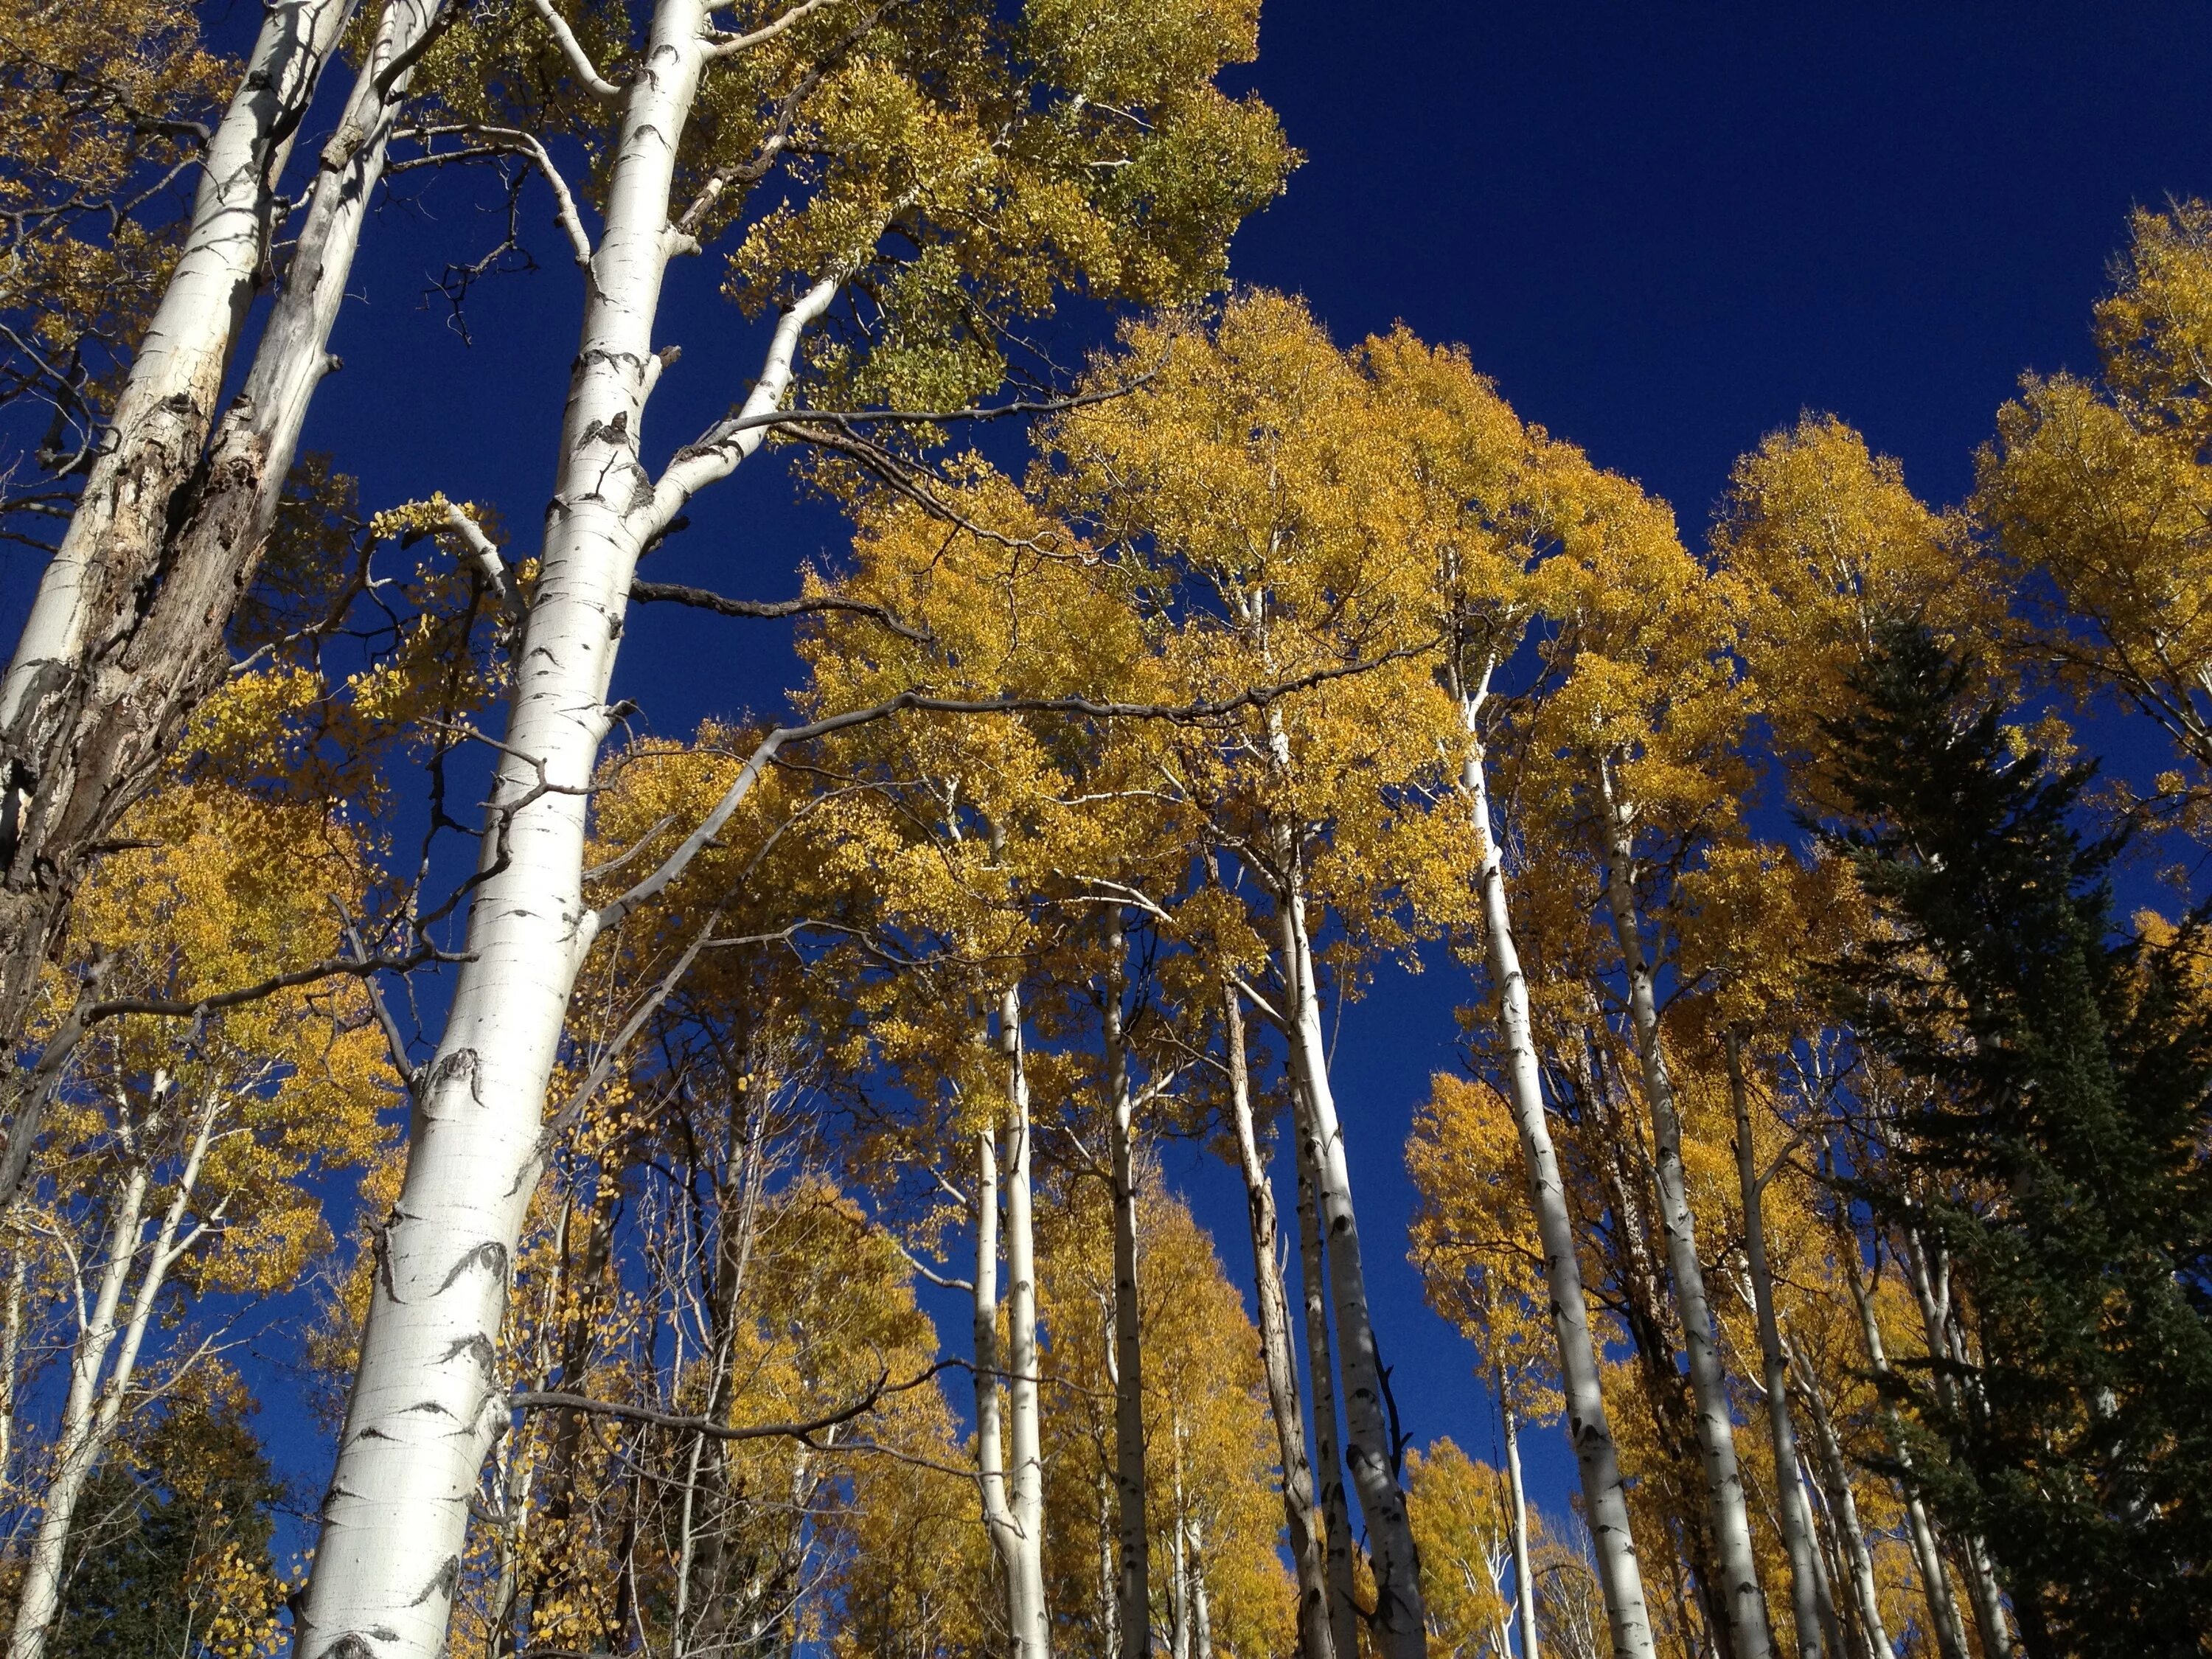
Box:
296, 0, 2212, 1528
21, 0, 2212, 1543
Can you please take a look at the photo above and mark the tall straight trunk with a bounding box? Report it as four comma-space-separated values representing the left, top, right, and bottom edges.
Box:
8, 1166, 147, 1659
1274, 879, 1427, 1658
12, 1090, 219, 1659
0, 1249, 21, 1493
1787, 1340, 1893, 1659
1293, 1099, 1360, 1659
1593, 759, 1771, 1659
1726, 1034, 1824, 1659
1835, 1243, 1966, 1659
1500, 1379, 1541, 1659
291, 0, 841, 1645
1099, 1473, 1121, 1658
1223, 987, 1334, 1659
1189, 1512, 1213, 1659
1896, 1226, 2011, 1659
998, 984, 1051, 1658
0, 0, 362, 1052
1169, 1431, 1191, 1659
1105, 925, 1153, 1653
1459, 737, 1655, 1659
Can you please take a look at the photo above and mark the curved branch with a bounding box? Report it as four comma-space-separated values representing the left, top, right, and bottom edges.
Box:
524, 0, 622, 98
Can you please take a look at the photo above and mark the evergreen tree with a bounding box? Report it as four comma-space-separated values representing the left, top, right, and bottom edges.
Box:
1816, 622, 2212, 1656
47, 1397, 282, 1659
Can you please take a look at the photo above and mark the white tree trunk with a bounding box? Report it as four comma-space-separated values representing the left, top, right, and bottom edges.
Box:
0, 1249, 21, 1495
1275, 880, 1427, 1658
7, 1166, 146, 1659
291, 2, 839, 1646
1788, 1340, 1893, 1659
1106, 927, 1154, 1653
1189, 1512, 1212, 1659
1292, 1092, 1361, 1659
998, 984, 1051, 1658
11, 1089, 219, 1659
1896, 1226, 2011, 1659
1500, 1382, 1542, 1659
1224, 987, 1334, 1659
1593, 761, 1771, 1659
1726, 1035, 1824, 1659
1461, 740, 1655, 1659
0, 0, 359, 737
1834, 1243, 1965, 1659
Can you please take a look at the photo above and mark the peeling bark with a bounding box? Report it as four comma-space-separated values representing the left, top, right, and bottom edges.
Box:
0, 0, 375, 1065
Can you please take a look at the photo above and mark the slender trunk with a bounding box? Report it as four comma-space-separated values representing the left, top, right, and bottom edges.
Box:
1106, 925, 1153, 1653
1170, 1430, 1191, 1659
13, 1090, 218, 1659
1727, 1035, 1823, 1659
1460, 737, 1654, 1659
1293, 1099, 1360, 1659
1835, 1245, 1965, 1659
292, 1, 839, 1646
7, 1164, 146, 1659
1896, 1227, 2011, 1659
1189, 1512, 1212, 1659
1787, 1340, 1892, 1659
1099, 1472, 1121, 1659
0, 0, 363, 1049
975, 1126, 1023, 1626
1799, 1483, 1848, 1659
1276, 878, 1427, 1658
1224, 987, 1334, 1659
1593, 759, 1770, 1659
0, 1249, 21, 1494
999, 984, 1051, 1658
1500, 1380, 1541, 1659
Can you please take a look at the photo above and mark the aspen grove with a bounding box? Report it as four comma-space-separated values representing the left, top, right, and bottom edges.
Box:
0, 4, 2208, 1658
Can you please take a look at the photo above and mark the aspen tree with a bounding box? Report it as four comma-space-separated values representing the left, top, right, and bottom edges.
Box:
1714, 415, 2015, 1657
1374, 329, 1661, 1659
0, 0, 473, 1060
1980, 199, 2212, 827
4, 776, 388, 1659
1050, 295, 1460, 1659
298, 6, 1285, 1649
1502, 476, 1777, 1659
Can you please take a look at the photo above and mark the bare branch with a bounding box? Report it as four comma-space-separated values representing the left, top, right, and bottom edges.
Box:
524, 0, 622, 98
509, 1359, 950, 1440
629, 578, 932, 644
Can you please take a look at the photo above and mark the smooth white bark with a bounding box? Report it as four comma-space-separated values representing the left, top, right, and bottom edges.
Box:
1500, 1382, 1542, 1659
1727, 1036, 1825, 1659
292, 2, 841, 1646
1788, 1338, 1893, 1659
998, 986, 1051, 1658
1275, 882, 1427, 1659
10, 1089, 220, 1659
1593, 761, 1772, 1659
1291, 1096, 1361, 1659
1835, 1245, 1966, 1659
1224, 988, 1335, 1659
1460, 737, 1655, 1659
